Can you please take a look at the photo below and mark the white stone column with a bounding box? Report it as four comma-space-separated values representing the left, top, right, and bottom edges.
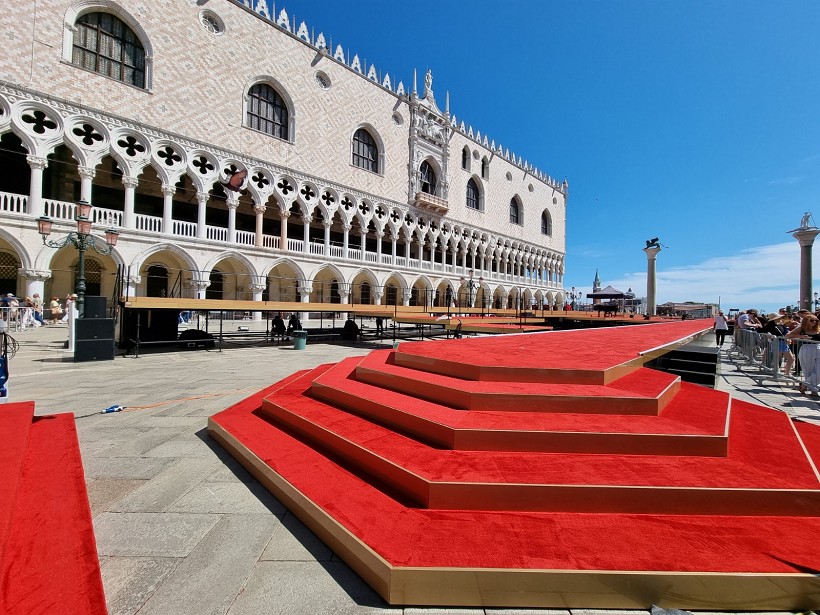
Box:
125, 274, 141, 299
323, 221, 332, 256
404, 233, 411, 260
78, 166, 95, 203
376, 231, 384, 263
227, 196, 239, 243
359, 230, 367, 261
343, 224, 351, 259
373, 290, 383, 306
188, 279, 210, 300
254, 204, 265, 247
279, 210, 290, 250
249, 281, 266, 321
302, 216, 310, 253
161, 184, 174, 234
122, 176, 138, 229
26, 156, 47, 219
391, 234, 397, 263
195, 191, 208, 239
402, 288, 412, 306
20, 269, 50, 303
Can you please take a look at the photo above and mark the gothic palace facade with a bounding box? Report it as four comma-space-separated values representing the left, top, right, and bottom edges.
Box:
0, 0, 567, 311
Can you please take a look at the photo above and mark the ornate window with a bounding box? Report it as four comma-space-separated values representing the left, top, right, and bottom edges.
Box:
247, 83, 289, 140
352, 128, 378, 172
419, 161, 437, 194
481, 157, 489, 179
462, 147, 470, 170
466, 178, 480, 210
72, 12, 146, 88
541, 211, 552, 236
509, 198, 521, 225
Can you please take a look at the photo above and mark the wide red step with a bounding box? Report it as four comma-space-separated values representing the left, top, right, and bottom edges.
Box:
262, 369, 820, 515
311, 356, 729, 455
1, 413, 106, 615
210, 389, 820, 574
0, 401, 34, 568
356, 350, 680, 414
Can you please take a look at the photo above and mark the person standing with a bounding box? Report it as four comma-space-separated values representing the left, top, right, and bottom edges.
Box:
49, 296, 63, 324
713, 310, 730, 347
787, 314, 820, 396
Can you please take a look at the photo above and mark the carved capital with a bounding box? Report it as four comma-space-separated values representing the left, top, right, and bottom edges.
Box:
297, 285, 312, 296
126, 274, 142, 285
121, 176, 139, 189
78, 166, 96, 180
253, 204, 267, 214
187, 279, 210, 290
195, 191, 209, 203
249, 283, 266, 293
279, 210, 291, 220
18, 268, 51, 281
26, 155, 48, 171
161, 183, 175, 197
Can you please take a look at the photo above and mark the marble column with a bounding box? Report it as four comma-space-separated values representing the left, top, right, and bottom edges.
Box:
161, 184, 174, 234
792, 223, 820, 310
122, 176, 138, 229
643, 246, 661, 316
26, 156, 48, 219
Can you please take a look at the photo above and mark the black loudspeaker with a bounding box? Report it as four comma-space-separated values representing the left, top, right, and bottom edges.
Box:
74, 339, 115, 362
83, 296, 107, 319
75, 318, 115, 341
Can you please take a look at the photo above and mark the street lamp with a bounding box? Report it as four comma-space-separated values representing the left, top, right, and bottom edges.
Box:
459, 269, 483, 308
37, 200, 119, 318
815, 292, 819, 311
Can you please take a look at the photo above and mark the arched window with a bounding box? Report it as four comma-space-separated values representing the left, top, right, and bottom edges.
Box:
206, 270, 224, 300
385, 284, 398, 306
541, 211, 552, 236
419, 161, 437, 194
75, 258, 103, 296
360, 281, 371, 305
146, 265, 168, 298
247, 83, 289, 140
0, 252, 20, 296
461, 147, 469, 170
466, 178, 480, 210
509, 198, 521, 225
352, 128, 378, 172
72, 12, 146, 88
481, 157, 489, 179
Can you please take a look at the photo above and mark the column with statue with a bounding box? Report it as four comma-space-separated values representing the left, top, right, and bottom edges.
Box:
790, 213, 820, 310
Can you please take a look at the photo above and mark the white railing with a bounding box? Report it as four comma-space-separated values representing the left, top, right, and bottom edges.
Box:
329, 245, 343, 258
92, 207, 122, 227
286, 238, 303, 252
236, 230, 255, 246
206, 226, 227, 242
262, 234, 279, 249
395, 256, 406, 268
173, 220, 197, 237
43, 198, 75, 221
0, 192, 26, 214
365, 251, 377, 263
309, 241, 325, 255
348, 248, 362, 261
135, 213, 162, 233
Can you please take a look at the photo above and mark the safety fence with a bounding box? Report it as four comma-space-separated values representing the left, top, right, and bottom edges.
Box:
728, 327, 819, 390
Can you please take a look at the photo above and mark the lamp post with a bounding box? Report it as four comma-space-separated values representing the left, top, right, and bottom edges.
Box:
815, 292, 819, 312
459, 269, 482, 308
37, 200, 119, 318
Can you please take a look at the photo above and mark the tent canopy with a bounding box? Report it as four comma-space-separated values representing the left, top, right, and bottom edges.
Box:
586, 285, 625, 300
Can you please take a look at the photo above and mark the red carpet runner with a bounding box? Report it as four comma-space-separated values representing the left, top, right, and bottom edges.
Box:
209, 321, 820, 609
0, 402, 106, 615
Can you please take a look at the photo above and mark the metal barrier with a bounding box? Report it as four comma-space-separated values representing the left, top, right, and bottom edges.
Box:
728, 327, 809, 387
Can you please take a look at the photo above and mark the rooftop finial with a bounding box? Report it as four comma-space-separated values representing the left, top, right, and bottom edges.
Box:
413, 68, 417, 96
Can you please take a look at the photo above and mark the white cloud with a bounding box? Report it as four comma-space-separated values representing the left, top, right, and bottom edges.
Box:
600, 242, 814, 312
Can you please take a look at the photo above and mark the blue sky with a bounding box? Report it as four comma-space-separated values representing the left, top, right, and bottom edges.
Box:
270, 0, 820, 312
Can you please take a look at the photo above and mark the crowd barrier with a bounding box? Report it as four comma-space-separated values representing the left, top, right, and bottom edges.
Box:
728, 327, 817, 389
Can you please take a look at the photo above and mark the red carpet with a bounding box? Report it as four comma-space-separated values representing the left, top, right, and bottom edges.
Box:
209, 321, 820, 608
0, 404, 105, 615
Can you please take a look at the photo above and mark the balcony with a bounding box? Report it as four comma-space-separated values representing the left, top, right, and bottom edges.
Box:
414, 191, 448, 214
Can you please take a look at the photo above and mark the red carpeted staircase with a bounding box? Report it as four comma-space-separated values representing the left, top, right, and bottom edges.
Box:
0, 402, 106, 615
208, 321, 820, 610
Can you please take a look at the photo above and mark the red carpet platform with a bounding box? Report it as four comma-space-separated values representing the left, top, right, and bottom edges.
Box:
208, 320, 820, 610
0, 402, 106, 615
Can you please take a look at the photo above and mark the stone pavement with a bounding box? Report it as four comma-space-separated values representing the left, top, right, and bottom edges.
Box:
2, 323, 813, 615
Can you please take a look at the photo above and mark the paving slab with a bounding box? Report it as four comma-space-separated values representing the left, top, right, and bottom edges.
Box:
110, 457, 222, 513
83, 455, 172, 480
137, 513, 278, 615
87, 478, 146, 517
225, 561, 399, 615
99, 556, 180, 615
94, 512, 221, 557
260, 512, 334, 562
167, 480, 286, 515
